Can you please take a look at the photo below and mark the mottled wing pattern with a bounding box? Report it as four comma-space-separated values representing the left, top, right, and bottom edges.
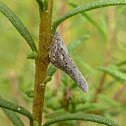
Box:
50, 31, 88, 93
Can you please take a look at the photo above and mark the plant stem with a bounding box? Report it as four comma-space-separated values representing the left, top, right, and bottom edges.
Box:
62, 85, 72, 111
113, 85, 126, 101
32, 0, 53, 125
93, 7, 115, 102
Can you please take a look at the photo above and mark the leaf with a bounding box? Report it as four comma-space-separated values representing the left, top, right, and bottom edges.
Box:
0, 97, 33, 125
103, 112, 114, 121
75, 103, 110, 113
45, 109, 68, 118
67, 34, 89, 53
33, 120, 39, 126
36, 0, 43, 11
43, 76, 52, 84
47, 64, 57, 76
117, 61, 126, 66
0, 2, 37, 52
68, 2, 107, 39
74, 56, 95, 75
100, 15, 108, 39
52, 0, 126, 33
43, 113, 119, 126
98, 66, 126, 81
25, 89, 34, 98
99, 95, 121, 107
47, 33, 89, 76
115, 6, 126, 21
43, 0, 48, 10
27, 51, 38, 59
2, 108, 25, 126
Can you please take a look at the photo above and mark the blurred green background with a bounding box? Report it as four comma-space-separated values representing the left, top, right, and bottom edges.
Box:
0, 0, 126, 126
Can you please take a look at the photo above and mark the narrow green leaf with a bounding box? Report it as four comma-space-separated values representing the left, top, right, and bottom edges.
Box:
0, 2, 37, 52
52, 0, 126, 32
67, 35, 89, 53
36, 0, 43, 11
44, 76, 52, 84
99, 95, 121, 107
45, 110, 67, 118
43, 113, 119, 126
74, 56, 95, 75
117, 61, 126, 66
98, 66, 126, 81
75, 103, 110, 113
43, 0, 48, 10
27, 51, 38, 59
115, 6, 126, 21
2, 108, 25, 126
0, 97, 33, 125
103, 112, 114, 121
33, 120, 39, 126
68, 2, 107, 39
47, 64, 57, 76
100, 16, 108, 40
47, 33, 89, 76
25, 89, 34, 98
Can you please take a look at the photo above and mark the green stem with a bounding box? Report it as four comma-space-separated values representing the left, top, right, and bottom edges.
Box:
32, 0, 53, 126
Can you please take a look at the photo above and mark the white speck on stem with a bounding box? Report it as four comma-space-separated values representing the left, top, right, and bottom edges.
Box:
40, 82, 45, 88
18, 108, 21, 111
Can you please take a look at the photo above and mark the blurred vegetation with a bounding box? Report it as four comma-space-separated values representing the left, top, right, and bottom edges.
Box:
0, 0, 126, 126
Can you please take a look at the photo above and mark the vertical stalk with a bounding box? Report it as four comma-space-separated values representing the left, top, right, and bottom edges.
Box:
93, 7, 115, 102
32, 0, 53, 125
113, 85, 126, 101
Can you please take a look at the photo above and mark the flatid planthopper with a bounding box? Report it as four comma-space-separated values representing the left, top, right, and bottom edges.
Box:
50, 31, 88, 93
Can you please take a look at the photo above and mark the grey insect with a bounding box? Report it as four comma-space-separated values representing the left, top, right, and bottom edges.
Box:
50, 31, 88, 93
